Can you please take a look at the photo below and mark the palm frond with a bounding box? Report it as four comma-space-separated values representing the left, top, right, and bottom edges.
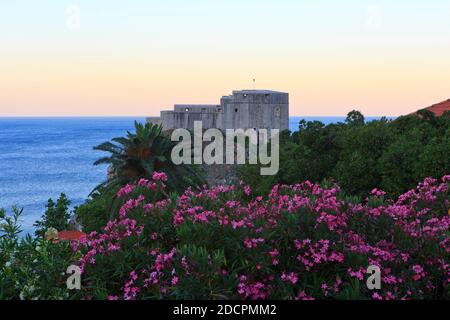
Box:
92, 121, 206, 195
93, 157, 114, 166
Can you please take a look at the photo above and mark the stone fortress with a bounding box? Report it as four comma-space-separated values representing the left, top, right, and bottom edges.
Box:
147, 90, 289, 131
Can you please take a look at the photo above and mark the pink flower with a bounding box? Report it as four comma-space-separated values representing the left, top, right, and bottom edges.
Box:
152, 171, 168, 182
296, 291, 315, 300
151, 232, 158, 240
117, 184, 135, 198
412, 265, 423, 274
412, 265, 426, 281
107, 243, 121, 252
231, 220, 245, 229
243, 237, 265, 248
370, 188, 386, 197
372, 292, 383, 300
281, 272, 298, 285
348, 267, 365, 281
268, 248, 279, 258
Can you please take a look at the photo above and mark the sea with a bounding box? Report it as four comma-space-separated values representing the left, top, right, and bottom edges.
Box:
0, 116, 387, 233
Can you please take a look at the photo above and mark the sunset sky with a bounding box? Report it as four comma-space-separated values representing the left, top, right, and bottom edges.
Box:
1, 0, 449, 116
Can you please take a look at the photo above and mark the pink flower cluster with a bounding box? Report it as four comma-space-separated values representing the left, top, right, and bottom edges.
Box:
152, 172, 168, 182
294, 239, 345, 271
238, 275, 270, 300
75, 173, 450, 300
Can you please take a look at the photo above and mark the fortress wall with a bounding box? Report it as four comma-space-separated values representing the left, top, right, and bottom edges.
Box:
147, 90, 289, 131
223, 91, 289, 130
157, 110, 223, 130
160, 111, 175, 130
174, 104, 219, 113
146, 116, 162, 126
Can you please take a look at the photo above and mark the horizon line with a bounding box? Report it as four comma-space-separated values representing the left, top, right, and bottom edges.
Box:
0, 114, 399, 118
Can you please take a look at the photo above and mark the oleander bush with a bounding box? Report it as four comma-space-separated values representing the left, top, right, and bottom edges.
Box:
0, 208, 79, 299
75, 172, 450, 300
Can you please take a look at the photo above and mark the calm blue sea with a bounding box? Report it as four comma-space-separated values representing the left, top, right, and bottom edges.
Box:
0, 116, 386, 233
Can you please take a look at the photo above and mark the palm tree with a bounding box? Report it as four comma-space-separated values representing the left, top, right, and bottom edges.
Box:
93, 121, 205, 194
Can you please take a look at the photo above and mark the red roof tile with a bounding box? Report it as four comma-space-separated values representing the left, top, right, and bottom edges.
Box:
58, 231, 87, 242
420, 99, 450, 117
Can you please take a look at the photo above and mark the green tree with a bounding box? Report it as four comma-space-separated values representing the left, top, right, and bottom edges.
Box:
379, 129, 425, 194
332, 119, 394, 196
345, 110, 365, 126
292, 120, 340, 183
416, 128, 450, 180
34, 194, 71, 237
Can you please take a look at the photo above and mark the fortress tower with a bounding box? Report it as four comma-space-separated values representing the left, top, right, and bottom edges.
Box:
147, 90, 289, 131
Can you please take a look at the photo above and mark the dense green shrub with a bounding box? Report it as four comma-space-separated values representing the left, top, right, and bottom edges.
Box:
0, 208, 79, 299
74, 187, 119, 234
239, 111, 450, 197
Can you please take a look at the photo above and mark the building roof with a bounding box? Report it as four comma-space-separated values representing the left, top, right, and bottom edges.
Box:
414, 99, 450, 117
57, 231, 87, 242
233, 89, 288, 95
174, 104, 218, 108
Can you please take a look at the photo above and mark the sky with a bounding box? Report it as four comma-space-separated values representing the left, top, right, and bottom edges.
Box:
0, 0, 449, 116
